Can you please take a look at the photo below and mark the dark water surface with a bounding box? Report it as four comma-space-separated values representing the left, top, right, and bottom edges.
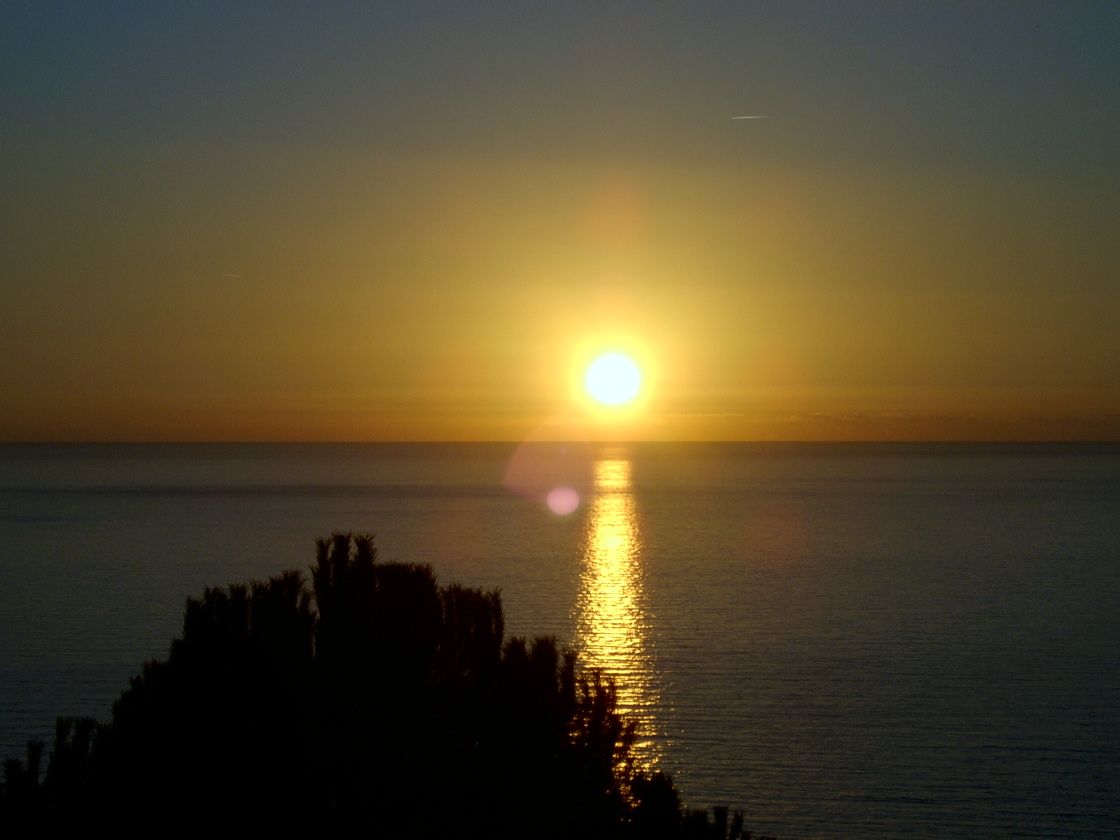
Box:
1, 442, 1118, 837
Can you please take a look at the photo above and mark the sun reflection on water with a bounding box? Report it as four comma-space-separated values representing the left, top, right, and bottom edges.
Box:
575, 451, 664, 770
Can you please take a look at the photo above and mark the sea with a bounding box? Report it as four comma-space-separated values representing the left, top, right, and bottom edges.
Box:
1, 442, 1117, 837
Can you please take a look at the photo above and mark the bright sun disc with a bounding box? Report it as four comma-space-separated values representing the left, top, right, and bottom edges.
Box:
584, 352, 642, 406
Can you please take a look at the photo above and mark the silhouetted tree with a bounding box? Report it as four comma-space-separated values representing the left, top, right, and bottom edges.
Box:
0, 533, 765, 838
0, 740, 45, 828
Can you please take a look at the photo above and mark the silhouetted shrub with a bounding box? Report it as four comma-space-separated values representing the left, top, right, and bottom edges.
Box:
0, 534, 761, 838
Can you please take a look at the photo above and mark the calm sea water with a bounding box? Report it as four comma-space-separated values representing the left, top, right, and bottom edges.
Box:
1, 442, 1117, 837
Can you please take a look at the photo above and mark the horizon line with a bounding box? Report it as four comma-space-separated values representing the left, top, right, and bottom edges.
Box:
3, 439, 1118, 446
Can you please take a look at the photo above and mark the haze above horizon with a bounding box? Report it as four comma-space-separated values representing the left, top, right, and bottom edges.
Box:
2, 3, 1118, 442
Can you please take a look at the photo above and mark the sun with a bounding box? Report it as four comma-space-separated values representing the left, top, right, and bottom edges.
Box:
584, 352, 643, 407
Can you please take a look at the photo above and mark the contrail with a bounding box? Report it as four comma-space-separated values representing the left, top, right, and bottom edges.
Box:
732, 115, 771, 120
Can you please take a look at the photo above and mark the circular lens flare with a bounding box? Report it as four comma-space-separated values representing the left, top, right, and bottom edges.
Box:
584, 352, 642, 406
546, 486, 581, 515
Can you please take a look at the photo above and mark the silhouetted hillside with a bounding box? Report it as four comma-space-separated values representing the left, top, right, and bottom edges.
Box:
1, 534, 766, 838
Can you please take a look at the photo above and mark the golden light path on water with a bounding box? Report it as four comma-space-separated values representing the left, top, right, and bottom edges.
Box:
575, 452, 664, 771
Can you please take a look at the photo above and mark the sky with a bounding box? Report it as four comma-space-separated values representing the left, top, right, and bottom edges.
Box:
2, 2, 1118, 442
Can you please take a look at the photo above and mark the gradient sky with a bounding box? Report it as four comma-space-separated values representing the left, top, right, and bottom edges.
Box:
2, 2, 1118, 441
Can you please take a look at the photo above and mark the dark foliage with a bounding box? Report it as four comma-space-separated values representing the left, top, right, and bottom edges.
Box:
0, 534, 761, 837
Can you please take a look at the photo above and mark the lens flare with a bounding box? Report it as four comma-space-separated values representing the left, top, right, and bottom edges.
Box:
546, 485, 580, 515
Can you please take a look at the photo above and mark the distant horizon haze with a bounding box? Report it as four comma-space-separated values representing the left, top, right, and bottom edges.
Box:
2, 4, 1117, 443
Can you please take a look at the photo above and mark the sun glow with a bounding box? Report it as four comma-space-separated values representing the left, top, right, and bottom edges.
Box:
584, 352, 643, 407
